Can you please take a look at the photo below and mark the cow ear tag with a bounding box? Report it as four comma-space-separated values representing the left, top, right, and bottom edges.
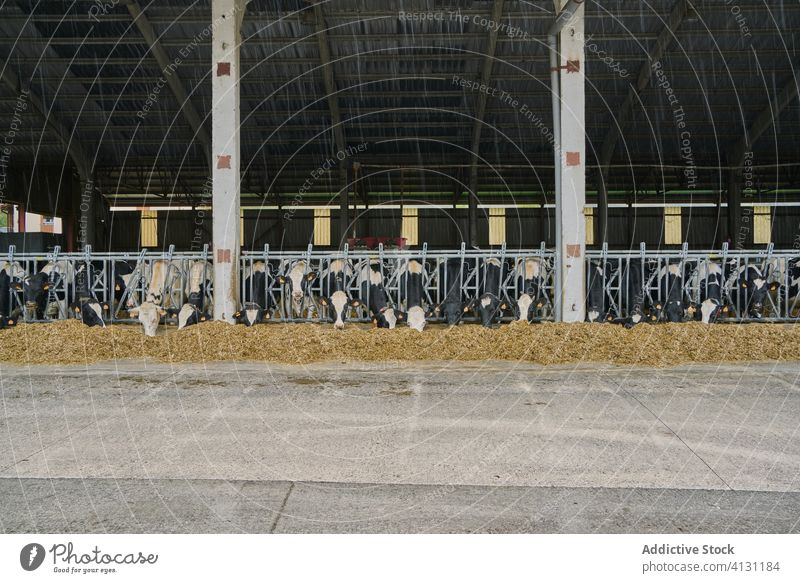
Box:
234, 311, 241, 318
319, 298, 328, 306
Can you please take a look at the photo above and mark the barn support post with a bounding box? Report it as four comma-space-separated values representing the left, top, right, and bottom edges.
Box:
550, 0, 586, 322
211, 0, 246, 323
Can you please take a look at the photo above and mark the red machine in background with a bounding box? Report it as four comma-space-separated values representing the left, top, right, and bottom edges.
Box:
346, 236, 407, 250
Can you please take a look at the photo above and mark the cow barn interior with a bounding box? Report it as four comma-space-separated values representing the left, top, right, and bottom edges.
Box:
0, 0, 798, 324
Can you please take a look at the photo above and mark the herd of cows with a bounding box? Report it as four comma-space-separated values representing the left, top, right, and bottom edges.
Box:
587, 256, 800, 326
1, 253, 799, 336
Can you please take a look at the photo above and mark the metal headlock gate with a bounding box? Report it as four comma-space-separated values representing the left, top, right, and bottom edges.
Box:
3, 242, 556, 325
240, 242, 557, 323
586, 243, 800, 323
9, 241, 799, 325
2, 244, 213, 323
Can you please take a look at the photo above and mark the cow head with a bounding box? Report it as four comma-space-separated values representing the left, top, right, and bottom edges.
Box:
235, 303, 271, 327
654, 300, 685, 323
71, 299, 107, 328
373, 305, 398, 329
320, 290, 360, 329
128, 302, 166, 336
474, 294, 505, 328
405, 305, 427, 332
18, 273, 51, 315
515, 293, 544, 323
171, 303, 209, 330
746, 276, 769, 318
434, 299, 468, 326
695, 299, 723, 324
279, 266, 317, 316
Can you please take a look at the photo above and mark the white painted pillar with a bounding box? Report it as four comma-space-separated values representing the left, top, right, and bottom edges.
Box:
556, 0, 586, 322
212, 0, 245, 322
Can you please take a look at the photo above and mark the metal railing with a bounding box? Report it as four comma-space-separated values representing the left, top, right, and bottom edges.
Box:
11, 241, 796, 325
241, 242, 557, 323
586, 242, 799, 322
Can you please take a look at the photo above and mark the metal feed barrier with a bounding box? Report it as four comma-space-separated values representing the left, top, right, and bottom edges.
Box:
8, 241, 799, 325
586, 242, 800, 323
2, 243, 556, 325
240, 242, 557, 323
2, 244, 213, 324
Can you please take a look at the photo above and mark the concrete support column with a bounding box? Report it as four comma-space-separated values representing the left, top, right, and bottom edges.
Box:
556, 0, 586, 322
212, 0, 245, 322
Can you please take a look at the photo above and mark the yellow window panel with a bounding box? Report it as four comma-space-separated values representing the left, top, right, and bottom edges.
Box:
314, 208, 331, 246
140, 208, 158, 248
664, 206, 682, 245
401, 207, 418, 246
489, 207, 505, 246
584, 207, 594, 245
753, 206, 771, 244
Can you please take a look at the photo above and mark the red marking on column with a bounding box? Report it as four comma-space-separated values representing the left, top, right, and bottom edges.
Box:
217, 249, 232, 263
217, 155, 231, 169
566, 244, 582, 258
566, 60, 580, 73
217, 62, 231, 76
566, 152, 581, 166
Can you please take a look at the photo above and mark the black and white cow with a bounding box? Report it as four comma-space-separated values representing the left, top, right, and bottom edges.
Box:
319, 259, 360, 329
236, 261, 273, 326
173, 260, 212, 330
690, 260, 725, 324
725, 262, 770, 319
399, 259, 427, 332
361, 260, 400, 328
280, 260, 317, 319
128, 259, 182, 336
435, 258, 470, 325
0, 267, 17, 328
513, 258, 545, 323
586, 260, 610, 323
111, 260, 136, 308
474, 258, 506, 328
618, 259, 652, 327
15, 271, 52, 320
70, 262, 106, 327
654, 263, 688, 322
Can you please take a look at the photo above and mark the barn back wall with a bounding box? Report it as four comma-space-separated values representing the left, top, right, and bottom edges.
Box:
101, 207, 800, 252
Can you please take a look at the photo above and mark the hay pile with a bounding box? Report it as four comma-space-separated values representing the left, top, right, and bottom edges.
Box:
1, 319, 799, 367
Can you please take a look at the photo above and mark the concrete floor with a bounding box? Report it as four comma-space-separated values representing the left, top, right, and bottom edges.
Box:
1, 360, 799, 533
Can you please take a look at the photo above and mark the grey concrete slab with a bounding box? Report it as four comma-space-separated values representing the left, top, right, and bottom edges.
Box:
1, 361, 799, 532
2, 478, 799, 534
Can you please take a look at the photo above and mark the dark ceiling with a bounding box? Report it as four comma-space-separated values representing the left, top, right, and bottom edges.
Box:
1, 0, 798, 207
